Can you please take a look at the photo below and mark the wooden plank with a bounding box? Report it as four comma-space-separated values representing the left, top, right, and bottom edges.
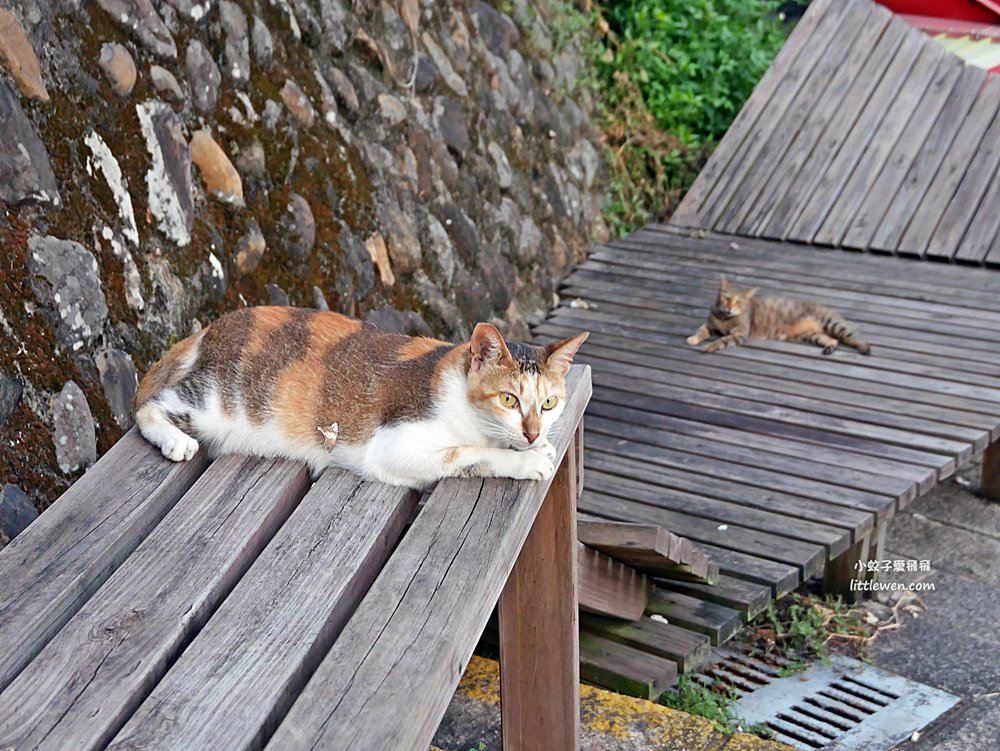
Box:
0, 456, 310, 751
0, 428, 208, 693
698, 0, 851, 228
983, 441, 1000, 501
581, 614, 711, 674
105, 472, 418, 751
544, 319, 1000, 439
660, 575, 771, 622
841, 55, 965, 249
580, 483, 826, 581
585, 449, 853, 558
578, 542, 651, 621
590, 404, 916, 516
896, 74, 1000, 256
868, 65, 986, 251
645, 589, 742, 647
577, 519, 715, 580
558, 282, 1000, 408
689, 541, 800, 595
813, 42, 947, 247
927, 97, 1000, 261
953, 153, 1000, 263
761, 16, 908, 240
570, 332, 992, 453
620, 229, 1000, 311
716, 2, 883, 234
669, 0, 840, 226
500, 434, 581, 751
263, 366, 591, 751
578, 632, 677, 700
786, 21, 925, 243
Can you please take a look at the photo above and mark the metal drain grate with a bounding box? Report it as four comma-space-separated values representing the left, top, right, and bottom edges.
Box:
704, 650, 960, 750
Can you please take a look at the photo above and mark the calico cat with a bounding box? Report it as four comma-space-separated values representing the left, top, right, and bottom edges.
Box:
687, 276, 871, 356
134, 307, 588, 489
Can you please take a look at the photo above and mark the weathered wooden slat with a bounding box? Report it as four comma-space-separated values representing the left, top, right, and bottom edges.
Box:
983, 442, 1000, 500
578, 542, 651, 621
580, 481, 827, 581
558, 282, 1000, 406
581, 614, 711, 674
687, 540, 801, 595
841, 55, 965, 249
568, 333, 992, 453
263, 367, 591, 751
716, 2, 882, 234
813, 41, 946, 247
739, 2, 894, 236
953, 154, 1000, 263
897, 74, 1000, 256
926, 105, 1000, 261
105, 471, 418, 751
669, 0, 840, 226
584, 449, 853, 558
660, 575, 771, 622
577, 519, 715, 581
0, 456, 309, 751
698, 0, 851, 228
762, 16, 908, 240
0, 428, 208, 693
578, 632, 678, 700
542, 320, 1000, 440
645, 589, 743, 647
625, 228, 1000, 309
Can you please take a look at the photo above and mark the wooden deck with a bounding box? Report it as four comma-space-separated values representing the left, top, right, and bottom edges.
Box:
671, 0, 1000, 264
534, 225, 1000, 624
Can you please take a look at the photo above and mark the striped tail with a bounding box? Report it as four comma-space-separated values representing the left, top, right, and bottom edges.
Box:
823, 314, 871, 355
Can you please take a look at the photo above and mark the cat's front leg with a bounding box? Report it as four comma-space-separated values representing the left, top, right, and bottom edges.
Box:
703, 328, 749, 353
686, 324, 711, 346
445, 443, 556, 482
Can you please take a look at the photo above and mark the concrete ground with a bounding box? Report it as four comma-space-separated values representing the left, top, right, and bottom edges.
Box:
432, 655, 793, 751
862, 456, 1000, 750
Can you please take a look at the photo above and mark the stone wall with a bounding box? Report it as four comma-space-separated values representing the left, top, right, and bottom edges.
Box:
0, 0, 607, 525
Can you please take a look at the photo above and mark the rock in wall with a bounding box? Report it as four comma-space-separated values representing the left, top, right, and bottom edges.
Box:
0, 0, 607, 521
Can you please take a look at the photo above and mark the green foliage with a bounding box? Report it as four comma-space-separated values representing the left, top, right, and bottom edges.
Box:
543, 0, 790, 234
660, 675, 768, 736
598, 0, 789, 147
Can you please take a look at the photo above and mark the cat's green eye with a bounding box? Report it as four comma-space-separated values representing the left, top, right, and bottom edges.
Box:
499, 393, 519, 408
541, 396, 559, 411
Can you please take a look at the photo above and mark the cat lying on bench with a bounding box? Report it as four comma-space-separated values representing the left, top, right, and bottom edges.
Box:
134, 307, 587, 489
688, 276, 871, 356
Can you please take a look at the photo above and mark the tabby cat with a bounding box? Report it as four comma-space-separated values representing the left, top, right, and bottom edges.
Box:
687, 276, 871, 355
134, 307, 588, 489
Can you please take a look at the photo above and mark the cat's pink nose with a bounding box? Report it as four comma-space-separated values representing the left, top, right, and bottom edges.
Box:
524, 431, 539, 444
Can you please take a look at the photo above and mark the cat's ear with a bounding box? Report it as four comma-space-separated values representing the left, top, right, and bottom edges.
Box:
719, 276, 730, 290
544, 332, 589, 377
470, 323, 513, 371
746, 286, 760, 298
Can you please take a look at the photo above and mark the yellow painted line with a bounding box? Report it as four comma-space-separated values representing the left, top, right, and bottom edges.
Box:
454, 656, 794, 750
934, 33, 1000, 69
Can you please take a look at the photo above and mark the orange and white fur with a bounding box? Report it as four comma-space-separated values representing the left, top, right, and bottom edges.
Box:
134, 307, 588, 489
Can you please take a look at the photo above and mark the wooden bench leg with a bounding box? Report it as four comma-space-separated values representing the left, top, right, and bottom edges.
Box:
498, 434, 581, 751
983, 441, 1000, 500
823, 530, 871, 604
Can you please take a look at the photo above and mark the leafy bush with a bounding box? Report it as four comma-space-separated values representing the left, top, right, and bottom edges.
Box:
598, 0, 789, 147
571, 0, 790, 234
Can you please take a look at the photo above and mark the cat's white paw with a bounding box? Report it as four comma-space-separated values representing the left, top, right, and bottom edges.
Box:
532, 439, 557, 464
511, 447, 555, 482
160, 433, 200, 462
685, 335, 700, 346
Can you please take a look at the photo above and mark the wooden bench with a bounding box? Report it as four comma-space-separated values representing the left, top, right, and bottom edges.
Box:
0, 366, 591, 751
531, 0, 1000, 654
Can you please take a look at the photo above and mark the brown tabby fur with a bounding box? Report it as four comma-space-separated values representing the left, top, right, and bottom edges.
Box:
687, 277, 871, 356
